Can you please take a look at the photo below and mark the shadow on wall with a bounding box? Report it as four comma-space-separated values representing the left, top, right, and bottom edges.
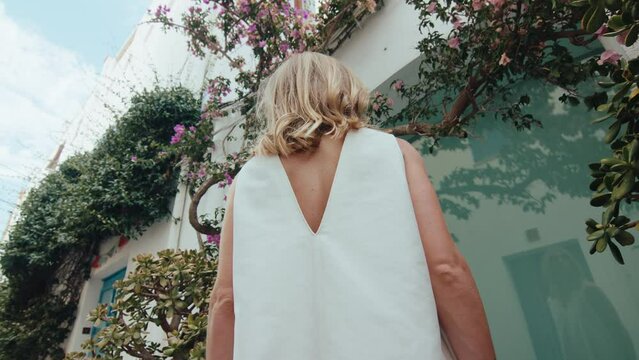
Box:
403, 79, 610, 220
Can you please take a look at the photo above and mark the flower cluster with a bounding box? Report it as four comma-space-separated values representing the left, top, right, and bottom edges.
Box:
170, 124, 186, 145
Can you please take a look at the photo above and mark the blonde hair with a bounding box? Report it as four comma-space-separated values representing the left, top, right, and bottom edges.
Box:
252, 51, 373, 157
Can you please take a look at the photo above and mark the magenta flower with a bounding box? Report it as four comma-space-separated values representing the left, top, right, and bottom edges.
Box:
488, 0, 505, 7
224, 172, 234, 186
206, 234, 221, 245
279, 42, 289, 53
170, 124, 186, 144
259, 40, 267, 48
448, 37, 461, 49
597, 50, 622, 65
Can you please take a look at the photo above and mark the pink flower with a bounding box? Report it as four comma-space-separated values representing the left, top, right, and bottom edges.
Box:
488, 0, 505, 8
393, 80, 404, 91
224, 172, 234, 185
170, 124, 185, 144
594, 24, 607, 39
448, 37, 461, 49
498, 52, 511, 66
426, 2, 436, 13
130, 155, 138, 162
206, 234, 221, 245
386, 98, 394, 107
616, 30, 628, 45
197, 166, 207, 178
597, 50, 622, 65
279, 42, 289, 53
452, 16, 464, 30
472, 0, 484, 10
258, 40, 267, 48
372, 103, 380, 111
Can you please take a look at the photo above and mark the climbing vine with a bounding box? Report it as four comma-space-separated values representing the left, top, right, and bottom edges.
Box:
0, 86, 201, 359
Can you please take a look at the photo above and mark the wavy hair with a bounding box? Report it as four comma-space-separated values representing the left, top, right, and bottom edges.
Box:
251, 51, 373, 157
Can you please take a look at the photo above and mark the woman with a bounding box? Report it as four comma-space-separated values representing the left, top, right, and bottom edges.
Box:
205, 51, 495, 360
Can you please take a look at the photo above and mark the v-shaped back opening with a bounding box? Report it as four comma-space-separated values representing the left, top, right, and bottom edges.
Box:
276, 129, 353, 237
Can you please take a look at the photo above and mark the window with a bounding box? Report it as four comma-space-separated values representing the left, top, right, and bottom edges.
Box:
90, 267, 127, 339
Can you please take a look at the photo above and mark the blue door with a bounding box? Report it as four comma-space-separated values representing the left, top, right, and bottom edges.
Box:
90, 267, 126, 339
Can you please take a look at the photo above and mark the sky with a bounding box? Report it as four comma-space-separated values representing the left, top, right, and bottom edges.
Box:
0, 0, 152, 235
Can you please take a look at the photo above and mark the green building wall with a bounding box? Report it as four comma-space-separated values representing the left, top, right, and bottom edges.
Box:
380, 57, 639, 359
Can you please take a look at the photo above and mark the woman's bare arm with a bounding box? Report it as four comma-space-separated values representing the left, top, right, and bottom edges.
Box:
206, 179, 237, 360
397, 138, 495, 360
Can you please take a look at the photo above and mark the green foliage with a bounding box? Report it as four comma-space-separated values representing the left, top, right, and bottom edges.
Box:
0, 86, 201, 360
572, 0, 639, 264
64, 248, 217, 360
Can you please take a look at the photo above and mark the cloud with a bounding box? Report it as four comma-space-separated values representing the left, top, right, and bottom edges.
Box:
0, 1, 96, 224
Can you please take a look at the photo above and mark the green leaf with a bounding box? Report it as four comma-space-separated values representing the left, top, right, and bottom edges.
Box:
591, 192, 611, 206
596, 103, 611, 112
602, 202, 618, 225
570, 0, 590, 6
614, 229, 635, 245
587, 229, 605, 240
630, 139, 639, 160
587, 5, 606, 33
624, 24, 639, 47
600, 157, 624, 166
607, 14, 625, 31
590, 177, 604, 190
581, 6, 596, 31
608, 240, 625, 264
612, 82, 632, 105
612, 215, 631, 226
612, 171, 634, 199
596, 236, 608, 252
604, 121, 621, 144
589, 240, 598, 254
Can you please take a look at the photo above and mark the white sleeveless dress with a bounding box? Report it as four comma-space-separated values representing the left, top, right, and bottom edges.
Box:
232, 126, 455, 359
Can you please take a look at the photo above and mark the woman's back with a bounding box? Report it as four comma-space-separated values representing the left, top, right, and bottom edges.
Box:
232, 126, 451, 359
